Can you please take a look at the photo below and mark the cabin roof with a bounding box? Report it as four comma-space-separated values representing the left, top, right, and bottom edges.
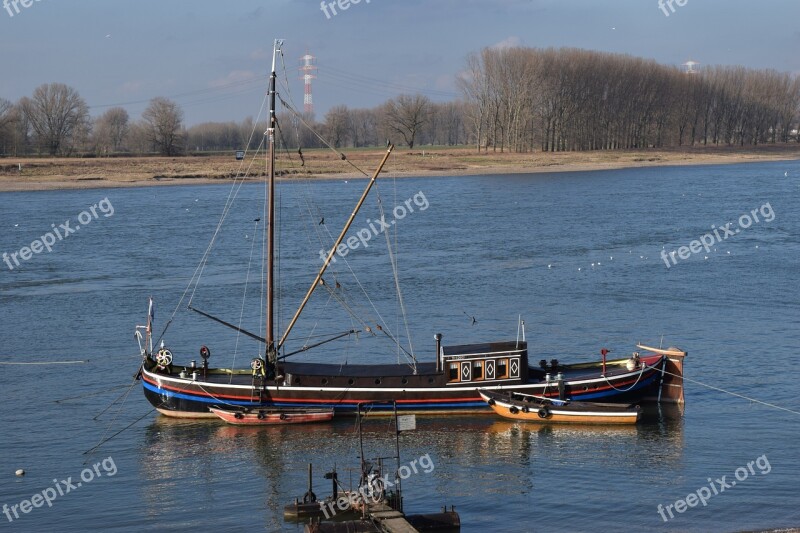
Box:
442, 341, 527, 357
282, 361, 438, 377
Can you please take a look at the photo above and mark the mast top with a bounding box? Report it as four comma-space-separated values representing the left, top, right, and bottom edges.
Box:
271, 39, 285, 75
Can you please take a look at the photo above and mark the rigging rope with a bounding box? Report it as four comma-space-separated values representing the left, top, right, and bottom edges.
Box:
155, 162, 265, 346
601, 361, 648, 392
275, 93, 370, 178
287, 155, 413, 367
230, 219, 261, 381
374, 181, 416, 367
153, 93, 269, 348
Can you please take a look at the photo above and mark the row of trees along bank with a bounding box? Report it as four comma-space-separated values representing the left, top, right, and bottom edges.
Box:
1, 47, 798, 157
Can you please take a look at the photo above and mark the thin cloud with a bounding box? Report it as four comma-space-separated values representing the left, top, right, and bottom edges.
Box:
491, 36, 524, 50
209, 70, 258, 89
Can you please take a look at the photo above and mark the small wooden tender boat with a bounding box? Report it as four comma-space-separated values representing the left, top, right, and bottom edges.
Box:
208, 406, 334, 425
479, 389, 640, 425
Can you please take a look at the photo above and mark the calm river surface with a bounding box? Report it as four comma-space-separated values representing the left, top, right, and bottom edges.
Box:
1, 160, 799, 532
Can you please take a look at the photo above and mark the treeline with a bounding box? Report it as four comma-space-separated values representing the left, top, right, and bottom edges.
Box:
0, 86, 469, 156
0, 85, 187, 157
458, 47, 800, 152
2, 47, 799, 157
188, 97, 469, 152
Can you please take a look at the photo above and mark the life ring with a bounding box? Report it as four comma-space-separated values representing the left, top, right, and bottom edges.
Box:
538, 405, 550, 419
509, 406, 519, 415
251, 358, 264, 371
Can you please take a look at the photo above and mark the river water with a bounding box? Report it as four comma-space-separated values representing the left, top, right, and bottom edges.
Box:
1, 160, 799, 532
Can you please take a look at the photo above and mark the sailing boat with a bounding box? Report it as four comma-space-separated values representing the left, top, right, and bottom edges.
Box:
136, 40, 687, 419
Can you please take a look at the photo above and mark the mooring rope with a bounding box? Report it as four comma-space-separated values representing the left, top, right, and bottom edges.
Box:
0, 360, 88, 365
54, 384, 130, 404
83, 371, 200, 457
660, 368, 800, 416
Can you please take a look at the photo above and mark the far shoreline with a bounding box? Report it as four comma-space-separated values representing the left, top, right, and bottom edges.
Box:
1, 145, 799, 193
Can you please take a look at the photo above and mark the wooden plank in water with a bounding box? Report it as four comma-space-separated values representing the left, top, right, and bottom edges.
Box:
377, 518, 418, 533
366, 502, 418, 533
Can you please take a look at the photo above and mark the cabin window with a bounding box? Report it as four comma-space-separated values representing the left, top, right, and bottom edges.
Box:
448, 363, 459, 382
497, 359, 509, 379
401, 377, 408, 385
485, 359, 496, 380
472, 361, 484, 381
460, 361, 472, 382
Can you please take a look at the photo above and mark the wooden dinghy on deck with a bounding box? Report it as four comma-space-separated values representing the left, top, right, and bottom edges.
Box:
209, 406, 334, 426
479, 389, 641, 425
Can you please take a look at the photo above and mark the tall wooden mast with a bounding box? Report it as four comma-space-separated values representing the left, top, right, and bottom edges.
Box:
266, 39, 283, 365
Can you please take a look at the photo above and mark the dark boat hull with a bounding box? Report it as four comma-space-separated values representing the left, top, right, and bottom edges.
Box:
140, 353, 667, 418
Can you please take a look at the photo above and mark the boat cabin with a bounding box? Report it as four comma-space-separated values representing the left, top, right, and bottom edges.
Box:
440, 341, 529, 385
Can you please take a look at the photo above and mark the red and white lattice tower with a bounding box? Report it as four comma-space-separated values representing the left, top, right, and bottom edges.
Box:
299, 52, 317, 115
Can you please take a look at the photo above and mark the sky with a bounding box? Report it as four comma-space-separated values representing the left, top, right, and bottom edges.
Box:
2, 0, 799, 126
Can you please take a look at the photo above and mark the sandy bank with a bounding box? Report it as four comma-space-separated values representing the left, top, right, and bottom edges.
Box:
1, 145, 799, 193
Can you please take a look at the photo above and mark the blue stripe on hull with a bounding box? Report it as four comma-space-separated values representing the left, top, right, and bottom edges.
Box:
143, 380, 260, 406
564, 373, 660, 400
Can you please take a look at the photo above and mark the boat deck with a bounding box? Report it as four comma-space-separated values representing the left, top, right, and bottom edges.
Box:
157, 354, 660, 387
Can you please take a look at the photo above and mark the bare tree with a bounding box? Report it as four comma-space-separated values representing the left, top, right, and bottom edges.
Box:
0, 98, 13, 154
93, 107, 130, 155
458, 53, 491, 150
141, 97, 185, 156
19, 83, 90, 155
324, 105, 350, 148
384, 94, 430, 149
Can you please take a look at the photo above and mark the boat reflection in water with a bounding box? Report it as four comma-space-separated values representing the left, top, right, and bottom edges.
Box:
138, 406, 683, 528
